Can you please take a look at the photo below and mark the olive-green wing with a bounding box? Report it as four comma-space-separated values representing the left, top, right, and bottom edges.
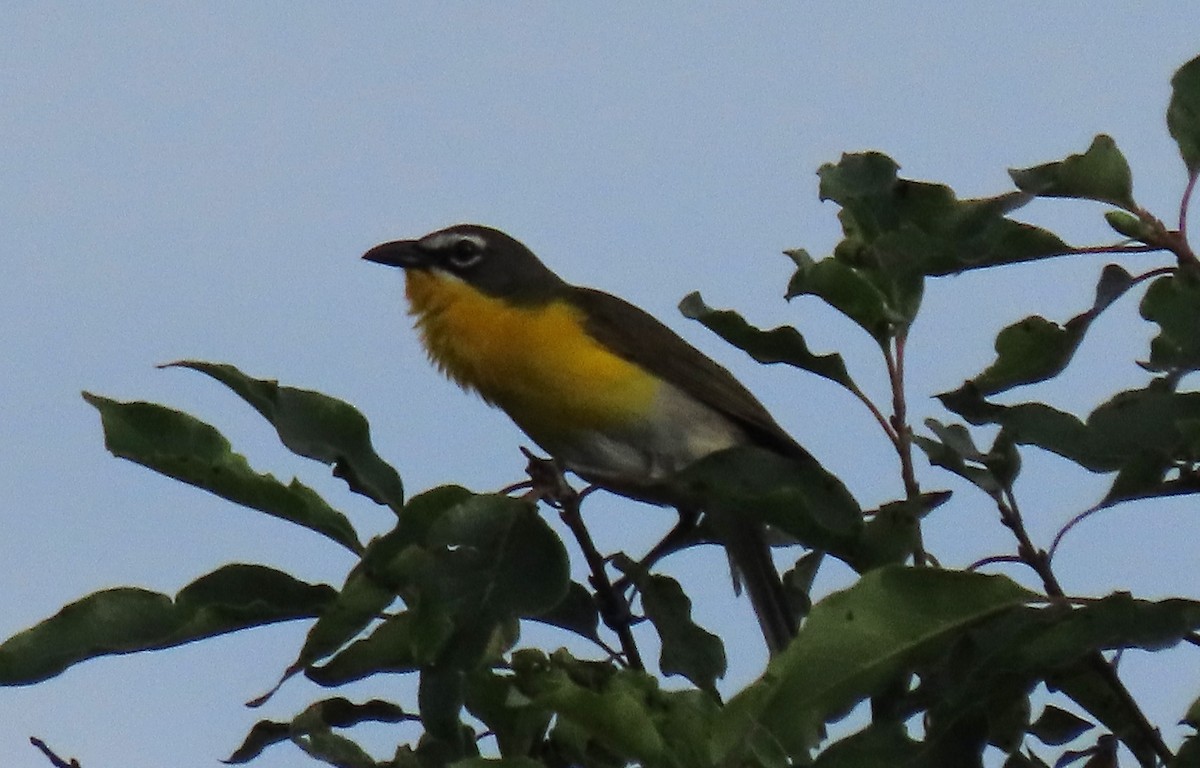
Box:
571, 286, 809, 460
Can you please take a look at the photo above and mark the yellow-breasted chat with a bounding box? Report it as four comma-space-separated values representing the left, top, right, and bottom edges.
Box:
363, 223, 805, 655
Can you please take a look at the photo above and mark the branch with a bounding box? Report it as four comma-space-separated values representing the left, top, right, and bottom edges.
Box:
1180, 168, 1197, 244
521, 450, 645, 671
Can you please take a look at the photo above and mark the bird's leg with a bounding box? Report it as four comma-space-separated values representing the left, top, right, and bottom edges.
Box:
642, 506, 708, 566
519, 448, 575, 503
611, 506, 716, 594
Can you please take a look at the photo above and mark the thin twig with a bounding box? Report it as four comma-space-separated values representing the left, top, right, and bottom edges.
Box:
498, 479, 534, 495
30, 738, 81, 768
848, 381, 899, 445
1179, 169, 1197, 242
886, 331, 927, 566
965, 554, 1024, 572
994, 488, 1172, 765
1131, 265, 1181, 285
890, 334, 921, 499
1058, 243, 1162, 256
1048, 502, 1105, 562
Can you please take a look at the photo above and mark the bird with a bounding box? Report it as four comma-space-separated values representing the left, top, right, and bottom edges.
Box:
363, 223, 807, 655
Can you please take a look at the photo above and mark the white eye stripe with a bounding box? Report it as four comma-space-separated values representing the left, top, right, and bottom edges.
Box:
422, 232, 487, 251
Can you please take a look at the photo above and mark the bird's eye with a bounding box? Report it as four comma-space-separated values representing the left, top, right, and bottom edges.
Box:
447, 237, 484, 269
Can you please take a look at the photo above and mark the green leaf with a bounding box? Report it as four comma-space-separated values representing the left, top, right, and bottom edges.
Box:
782, 550, 825, 619
0, 564, 334, 686
971, 316, 1084, 395
811, 722, 923, 767
817, 152, 1069, 278
940, 382, 1200, 484
355, 493, 569, 675
1093, 263, 1137, 313
225, 698, 412, 764
424, 495, 571, 622
962, 265, 1137, 396
716, 567, 1033, 761
366, 485, 478, 574
640, 574, 726, 694
925, 594, 1200, 767
272, 565, 399, 697
464, 670, 553, 760
1087, 383, 1200, 463
938, 390, 1106, 471
420, 663, 469, 745
83, 392, 363, 553
1186, 692, 1200, 726
528, 581, 601, 644
298, 487, 498, 686
986, 429, 1022, 489
1170, 735, 1200, 768
305, 611, 422, 687
166, 360, 405, 512
784, 248, 898, 345
674, 446, 863, 566
984, 690, 1032, 754
1168, 53, 1200, 174
1041, 597, 1200, 763
1104, 210, 1151, 242
679, 291, 858, 390
512, 651, 669, 765
416, 726, 482, 768
1022, 592, 1200, 660
914, 419, 1002, 496
1006, 751, 1052, 768
451, 759, 548, 768
294, 728, 379, 768
1028, 705, 1093, 747
1140, 273, 1200, 373
853, 492, 949, 571
1009, 135, 1136, 210
225, 720, 289, 764
1099, 452, 1178, 508
910, 614, 1038, 761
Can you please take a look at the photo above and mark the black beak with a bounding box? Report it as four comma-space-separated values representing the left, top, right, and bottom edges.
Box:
362, 239, 428, 269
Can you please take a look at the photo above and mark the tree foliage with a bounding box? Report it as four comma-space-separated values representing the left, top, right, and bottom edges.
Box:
5, 53, 1200, 768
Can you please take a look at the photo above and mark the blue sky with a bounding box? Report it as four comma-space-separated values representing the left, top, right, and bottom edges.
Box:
3, 5, 1199, 766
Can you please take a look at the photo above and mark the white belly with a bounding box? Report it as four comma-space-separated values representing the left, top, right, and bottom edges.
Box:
546, 383, 746, 504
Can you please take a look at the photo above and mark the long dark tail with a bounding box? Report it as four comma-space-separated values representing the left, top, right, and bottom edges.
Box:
715, 515, 797, 656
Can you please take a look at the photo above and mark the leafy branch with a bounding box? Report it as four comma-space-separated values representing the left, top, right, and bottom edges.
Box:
4, 50, 1200, 768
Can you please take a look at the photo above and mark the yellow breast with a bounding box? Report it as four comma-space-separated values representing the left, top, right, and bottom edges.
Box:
405, 270, 659, 443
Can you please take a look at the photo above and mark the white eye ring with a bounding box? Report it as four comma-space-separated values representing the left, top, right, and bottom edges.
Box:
446, 236, 485, 269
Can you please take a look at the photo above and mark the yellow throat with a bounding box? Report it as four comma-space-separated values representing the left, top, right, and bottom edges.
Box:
404, 269, 659, 444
